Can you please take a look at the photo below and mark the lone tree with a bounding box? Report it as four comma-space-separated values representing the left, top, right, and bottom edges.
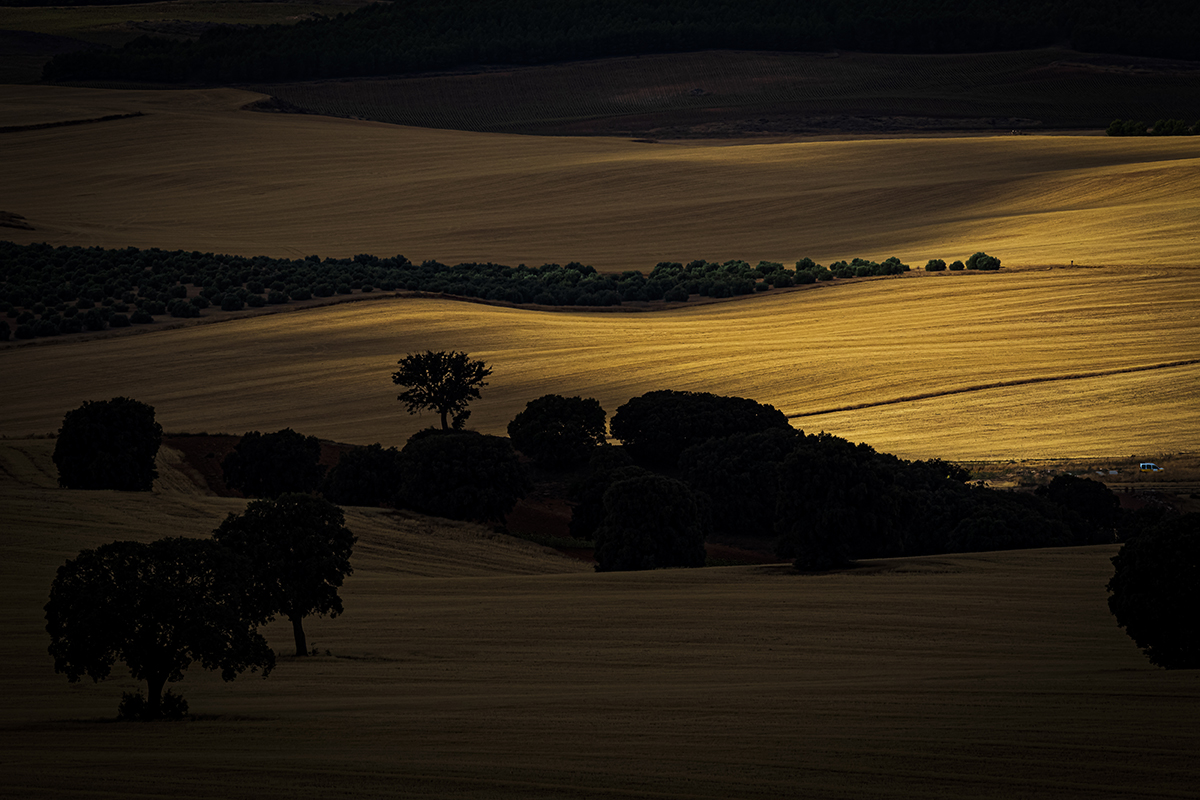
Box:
1107, 513, 1200, 669
45, 537, 274, 719
392, 350, 492, 430
507, 394, 607, 469
221, 428, 326, 498
396, 430, 529, 523
212, 493, 356, 657
593, 475, 707, 572
52, 397, 163, 491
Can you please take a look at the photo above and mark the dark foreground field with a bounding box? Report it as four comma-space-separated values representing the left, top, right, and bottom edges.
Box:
3, 439, 1198, 799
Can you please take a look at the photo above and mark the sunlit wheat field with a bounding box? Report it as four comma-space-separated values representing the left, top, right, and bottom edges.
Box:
2, 439, 1198, 799
3, 266, 1197, 460
3, 86, 1200, 271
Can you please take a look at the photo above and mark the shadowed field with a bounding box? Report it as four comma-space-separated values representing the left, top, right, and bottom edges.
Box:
3, 85, 1200, 271
258, 48, 1200, 136
2, 438, 1198, 799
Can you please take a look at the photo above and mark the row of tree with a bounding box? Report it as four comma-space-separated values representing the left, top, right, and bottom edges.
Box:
41, 0, 1200, 84
2, 241, 1006, 341
1106, 118, 1200, 136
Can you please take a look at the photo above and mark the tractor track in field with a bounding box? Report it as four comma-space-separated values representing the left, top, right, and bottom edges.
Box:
787, 358, 1200, 419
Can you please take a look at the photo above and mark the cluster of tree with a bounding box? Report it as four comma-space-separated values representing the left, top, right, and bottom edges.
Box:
2, 241, 935, 341
46, 399, 358, 718
1106, 118, 1199, 136
564, 389, 1133, 572
924, 251, 1001, 272
42, 0, 1200, 84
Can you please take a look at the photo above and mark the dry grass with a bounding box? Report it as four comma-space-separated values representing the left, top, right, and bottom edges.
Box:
3, 85, 1200, 271
3, 266, 1197, 460
2, 438, 1198, 799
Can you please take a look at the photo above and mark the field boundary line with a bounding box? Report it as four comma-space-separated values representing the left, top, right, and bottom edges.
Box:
787, 359, 1200, 419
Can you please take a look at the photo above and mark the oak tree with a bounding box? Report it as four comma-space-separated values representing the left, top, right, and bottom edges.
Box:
212, 494, 356, 657
392, 350, 492, 430
45, 537, 274, 719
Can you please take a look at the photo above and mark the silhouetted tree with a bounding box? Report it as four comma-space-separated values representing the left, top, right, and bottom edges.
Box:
568, 448, 650, 541
1107, 513, 1200, 669
45, 537, 274, 719
221, 428, 326, 498
679, 427, 802, 542
611, 390, 792, 468
507, 394, 607, 469
392, 350, 492, 430
212, 494, 356, 657
593, 475, 706, 572
396, 431, 528, 522
52, 397, 163, 491
1037, 474, 1120, 541
321, 443, 404, 506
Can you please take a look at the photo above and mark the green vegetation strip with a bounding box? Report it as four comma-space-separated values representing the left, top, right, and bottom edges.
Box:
7, 241, 1003, 342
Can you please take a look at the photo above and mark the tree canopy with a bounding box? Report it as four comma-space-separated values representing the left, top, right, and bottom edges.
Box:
221, 428, 326, 498
507, 394, 608, 469
611, 390, 792, 468
45, 537, 274, 718
1107, 513, 1200, 669
593, 475, 707, 572
392, 350, 492, 430
396, 431, 529, 523
212, 494, 356, 657
52, 397, 163, 491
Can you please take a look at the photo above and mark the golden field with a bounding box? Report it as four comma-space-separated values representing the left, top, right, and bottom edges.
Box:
3, 85, 1200, 271
3, 75, 1200, 799
3, 438, 1199, 799
3, 266, 1197, 461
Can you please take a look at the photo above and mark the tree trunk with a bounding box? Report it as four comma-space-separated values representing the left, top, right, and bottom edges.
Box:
291, 614, 307, 656
146, 673, 166, 719
439, 409, 449, 429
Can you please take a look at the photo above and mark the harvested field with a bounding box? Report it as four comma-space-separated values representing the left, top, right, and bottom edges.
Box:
2, 438, 1198, 799
2, 85, 1200, 271
2, 266, 1197, 461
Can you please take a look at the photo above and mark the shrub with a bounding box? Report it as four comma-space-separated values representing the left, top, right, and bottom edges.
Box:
221, 295, 245, 311
925, 258, 947, 272
130, 310, 153, 324
965, 252, 1001, 271
663, 285, 689, 302
593, 475, 706, 572
221, 428, 326, 498
396, 431, 528, 523
948, 260, 965, 271
52, 397, 163, 490
109, 313, 131, 328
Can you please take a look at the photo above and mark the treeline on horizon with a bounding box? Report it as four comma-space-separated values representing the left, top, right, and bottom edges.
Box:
0, 241, 999, 341
40, 0, 1200, 84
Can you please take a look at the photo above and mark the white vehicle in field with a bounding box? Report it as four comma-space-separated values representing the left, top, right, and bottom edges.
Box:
1139, 462, 1163, 473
